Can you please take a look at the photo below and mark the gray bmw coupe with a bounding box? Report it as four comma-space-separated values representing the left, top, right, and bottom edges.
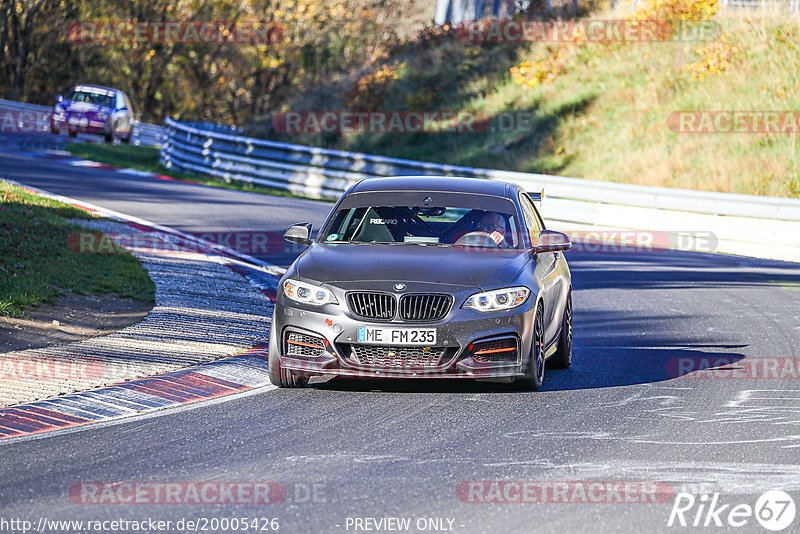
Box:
268, 176, 572, 390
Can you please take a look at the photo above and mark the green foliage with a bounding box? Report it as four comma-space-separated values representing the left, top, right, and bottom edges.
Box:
0, 181, 154, 316
0, 0, 421, 123
251, 12, 800, 198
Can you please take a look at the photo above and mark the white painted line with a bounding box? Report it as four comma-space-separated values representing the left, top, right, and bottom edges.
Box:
1, 177, 287, 277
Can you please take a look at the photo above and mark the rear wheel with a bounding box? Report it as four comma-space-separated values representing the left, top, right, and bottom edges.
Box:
549, 289, 572, 369
104, 132, 114, 144
268, 352, 309, 388
518, 301, 545, 390
68, 129, 77, 138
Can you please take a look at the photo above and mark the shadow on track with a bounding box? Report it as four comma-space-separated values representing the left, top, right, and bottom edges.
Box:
566, 247, 800, 291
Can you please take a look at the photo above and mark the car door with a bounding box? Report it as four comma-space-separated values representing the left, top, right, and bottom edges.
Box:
520, 192, 560, 346
123, 92, 135, 124
114, 91, 131, 134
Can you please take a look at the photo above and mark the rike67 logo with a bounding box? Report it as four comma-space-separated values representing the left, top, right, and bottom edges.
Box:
668, 490, 795, 531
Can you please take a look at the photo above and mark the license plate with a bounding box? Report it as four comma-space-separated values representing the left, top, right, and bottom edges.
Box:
357, 326, 436, 346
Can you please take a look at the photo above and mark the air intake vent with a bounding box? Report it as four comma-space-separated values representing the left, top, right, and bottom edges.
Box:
349, 345, 446, 368
284, 331, 326, 357
347, 292, 396, 320
470, 337, 518, 364
399, 294, 452, 322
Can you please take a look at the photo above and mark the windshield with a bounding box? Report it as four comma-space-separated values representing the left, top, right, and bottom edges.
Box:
321, 205, 522, 249
70, 90, 114, 107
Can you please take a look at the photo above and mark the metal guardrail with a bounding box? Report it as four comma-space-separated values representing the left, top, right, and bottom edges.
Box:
161, 118, 800, 262
133, 123, 168, 146
720, 0, 799, 12
0, 98, 51, 112
178, 120, 243, 135
0, 98, 167, 147
623, 0, 799, 12
159, 117, 800, 219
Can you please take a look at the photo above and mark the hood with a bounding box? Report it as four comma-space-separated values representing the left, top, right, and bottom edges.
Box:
60, 101, 111, 115
295, 243, 531, 290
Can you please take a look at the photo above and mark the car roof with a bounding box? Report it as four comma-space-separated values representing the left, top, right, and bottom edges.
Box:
72, 84, 119, 94
351, 176, 513, 198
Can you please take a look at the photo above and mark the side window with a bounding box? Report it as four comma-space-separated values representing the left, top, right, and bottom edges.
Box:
519, 193, 542, 247
528, 194, 546, 231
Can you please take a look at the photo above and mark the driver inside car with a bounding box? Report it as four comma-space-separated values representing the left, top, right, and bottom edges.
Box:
476, 211, 510, 247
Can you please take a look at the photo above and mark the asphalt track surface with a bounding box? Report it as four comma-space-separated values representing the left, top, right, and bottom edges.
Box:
1, 132, 800, 533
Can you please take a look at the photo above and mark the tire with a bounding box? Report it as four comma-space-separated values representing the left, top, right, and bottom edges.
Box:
104, 132, 114, 144
518, 301, 545, 390
121, 130, 132, 144
549, 289, 572, 369
68, 130, 77, 138
51, 127, 59, 135
268, 351, 309, 388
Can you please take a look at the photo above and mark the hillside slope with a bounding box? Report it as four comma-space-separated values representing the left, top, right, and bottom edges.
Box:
249, 4, 799, 198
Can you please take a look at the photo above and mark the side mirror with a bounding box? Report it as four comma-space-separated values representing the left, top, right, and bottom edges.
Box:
284, 222, 312, 246
534, 230, 571, 253
56, 95, 64, 103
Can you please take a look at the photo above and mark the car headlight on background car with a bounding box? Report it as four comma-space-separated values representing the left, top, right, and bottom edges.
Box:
462, 286, 530, 312
283, 279, 338, 306
97, 112, 108, 121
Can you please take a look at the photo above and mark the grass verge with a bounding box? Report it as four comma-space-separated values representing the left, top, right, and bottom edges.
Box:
0, 181, 155, 317
64, 144, 326, 201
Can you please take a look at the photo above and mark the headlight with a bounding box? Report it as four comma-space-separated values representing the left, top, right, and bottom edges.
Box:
462, 286, 530, 312
97, 112, 108, 121
283, 279, 338, 306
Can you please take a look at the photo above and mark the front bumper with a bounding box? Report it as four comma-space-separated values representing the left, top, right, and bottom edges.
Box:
269, 294, 537, 380
54, 114, 110, 134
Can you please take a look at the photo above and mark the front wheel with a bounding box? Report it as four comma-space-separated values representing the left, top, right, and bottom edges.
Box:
548, 289, 572, 369
268, 353, 309, 388
518, 301, 545, 390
